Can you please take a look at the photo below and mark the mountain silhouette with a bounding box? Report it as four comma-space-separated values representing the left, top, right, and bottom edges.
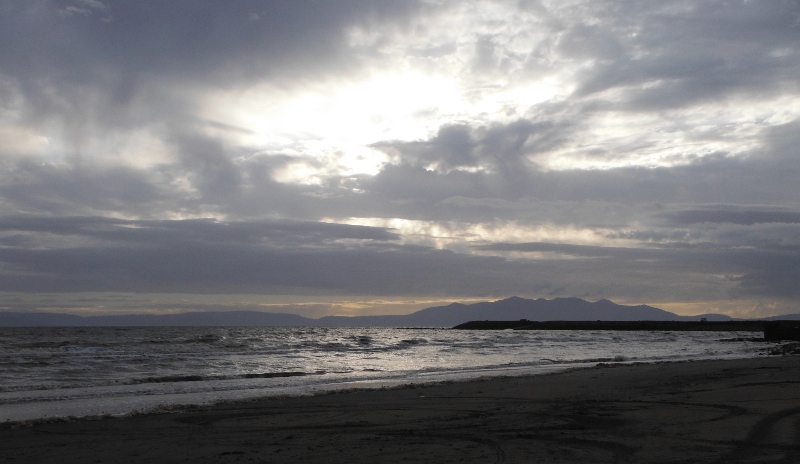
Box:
0, 296, 762, 327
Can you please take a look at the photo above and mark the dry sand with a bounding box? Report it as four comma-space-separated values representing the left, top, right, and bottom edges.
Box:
2, 355, 800, 463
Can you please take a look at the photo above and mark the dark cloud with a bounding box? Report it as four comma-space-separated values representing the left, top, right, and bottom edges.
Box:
0, 160, 163, 215
0, 215, 537, 296
666, 209, 800, 226
0, 1, 421, 84
0, 215, 400, 247
375, 120, 550, 172
573, 1, 800, 107
556, 23, 624, 61
736, 255, 800, 298
763, 120, 800, 160
474, 233, 800, 302
170, 131, 244, 202
363, 148, 800, 214
0, 213, 798, 308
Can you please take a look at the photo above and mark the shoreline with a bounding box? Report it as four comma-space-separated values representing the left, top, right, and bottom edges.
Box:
3, 355, 800, 463
1, 349, 773, 424
0, 357, 717, 428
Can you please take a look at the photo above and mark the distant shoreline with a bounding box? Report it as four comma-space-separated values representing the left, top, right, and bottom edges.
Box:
454, 319, 800, 342
3, 296, 800, 328
453, 319, 767, 331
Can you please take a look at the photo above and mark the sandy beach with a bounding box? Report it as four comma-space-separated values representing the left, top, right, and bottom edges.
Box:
2, 355, 799, 463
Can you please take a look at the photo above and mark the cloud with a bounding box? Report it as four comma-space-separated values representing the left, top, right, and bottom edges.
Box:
0, 213, 794, 305
0, 215, 400, 246
571, 1, 800, 106
0, 215, 532, 295
2, 1, 420, 84
379, 119, 562, 174
0, 1, 425, 174
666, 208, 800, 226
0, 160, 163, 215
1, 1, 800, 315
736, 256, 800, 298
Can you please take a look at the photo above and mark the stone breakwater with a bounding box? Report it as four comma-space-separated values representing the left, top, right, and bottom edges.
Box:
453, 319, 800, 341
453, 320, 765, 331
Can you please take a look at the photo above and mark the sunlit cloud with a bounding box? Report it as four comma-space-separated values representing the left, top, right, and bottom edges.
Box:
324, 217, 638, 252
539, 95, 800, 170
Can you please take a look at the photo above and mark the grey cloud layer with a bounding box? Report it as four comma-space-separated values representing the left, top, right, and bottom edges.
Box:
1, 1, 800, 312
0, 216, 526, 295
1, 1, 419, 95
566, 1, 800, 104
1, 215, 797, 303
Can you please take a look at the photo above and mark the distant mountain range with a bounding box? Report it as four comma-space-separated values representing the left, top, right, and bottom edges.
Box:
1, 296, 799, 327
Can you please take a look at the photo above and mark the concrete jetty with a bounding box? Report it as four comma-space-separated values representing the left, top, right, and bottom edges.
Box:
454, 320, 800, 341
453, 320, 766, 332
764, 320, 800, 341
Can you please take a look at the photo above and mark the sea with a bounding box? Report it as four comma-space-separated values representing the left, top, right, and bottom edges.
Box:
0, 326, 768, 422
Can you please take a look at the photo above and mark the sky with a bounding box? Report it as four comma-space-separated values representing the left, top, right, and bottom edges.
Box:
1, 0, 799, 318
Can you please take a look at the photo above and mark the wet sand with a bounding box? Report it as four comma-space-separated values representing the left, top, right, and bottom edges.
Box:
2, 355, 800, 463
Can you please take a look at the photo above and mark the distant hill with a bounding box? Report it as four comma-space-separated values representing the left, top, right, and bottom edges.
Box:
0, 311, 312, 327
375, 297, 731, 327
0, 296, 769, 327
763, 314, 800, 321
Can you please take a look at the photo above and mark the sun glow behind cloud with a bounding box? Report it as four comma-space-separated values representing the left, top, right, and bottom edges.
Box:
323, 217, 638, 253
198, 75, 420, 184
537, 93, 800, 171
190, 0, 800, 185
192, 0, 590, 186
204, 66, 570, 185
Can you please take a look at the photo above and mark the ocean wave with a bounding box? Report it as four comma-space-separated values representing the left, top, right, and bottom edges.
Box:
141, 371, 310, 384
347, 335, 373, 345
182, 334, 225, 344
399, 338, 427, 346
0, 327, 768, 422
